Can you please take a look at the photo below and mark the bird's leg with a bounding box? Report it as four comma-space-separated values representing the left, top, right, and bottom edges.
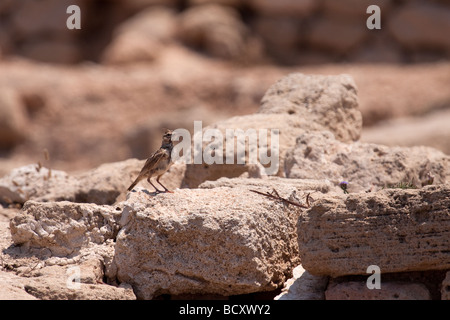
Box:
156, 175, 173, 193
147, 177, 163, 193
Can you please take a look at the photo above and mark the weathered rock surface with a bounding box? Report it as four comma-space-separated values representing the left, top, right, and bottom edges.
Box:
183, 113, 286, 185
183, 73, 363, 186
114, 186, 301, 299
3, 218, 133, 300
297, 184, 450, 277
258, 73, 362, 143
0, 159, 185, 206
2, 198, 136, 300
274, 265, 328, 300
0, 271, 38, 300
285, 131, 450, 192
325, 280, 431, 300
10, 201, 121, 257
21, 278, 135, 300
199, 176, 339, 195
0, 268, 135, 300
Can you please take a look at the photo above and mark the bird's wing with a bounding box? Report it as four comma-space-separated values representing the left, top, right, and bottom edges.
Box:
140, 148, 169, 173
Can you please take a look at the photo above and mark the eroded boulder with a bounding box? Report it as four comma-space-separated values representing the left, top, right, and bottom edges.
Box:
285, 131, 450, 192
325, 280, 431, 300
114, 186, 301, 299
183, 73, 363, 185
10, 201, 121, 256
297, 184, 450, 277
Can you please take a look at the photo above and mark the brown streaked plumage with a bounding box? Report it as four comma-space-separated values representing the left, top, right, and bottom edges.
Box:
127, 129, 174, 193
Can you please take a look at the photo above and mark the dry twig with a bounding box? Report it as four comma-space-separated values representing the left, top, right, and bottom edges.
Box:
250, 188, 311, 209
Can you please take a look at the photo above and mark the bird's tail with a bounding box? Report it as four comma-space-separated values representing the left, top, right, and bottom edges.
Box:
127, 176, 142, 191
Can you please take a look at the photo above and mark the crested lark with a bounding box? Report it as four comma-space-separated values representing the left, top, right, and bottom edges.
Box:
127, 129, 174, 193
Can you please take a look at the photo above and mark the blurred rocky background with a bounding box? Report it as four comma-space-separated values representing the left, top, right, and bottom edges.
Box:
0, 0, 450, 175
2, 0, 450, 64
1, 0, 450, 301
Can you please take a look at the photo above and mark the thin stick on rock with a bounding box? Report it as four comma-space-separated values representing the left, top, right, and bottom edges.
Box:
249, 189, 310, 209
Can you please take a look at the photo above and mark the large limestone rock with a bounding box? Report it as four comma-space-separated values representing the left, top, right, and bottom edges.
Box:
297, 184, 450, 277
325, 280, 431, 300
285, 131, 450, 192
183, 73, 362, 186
182, 113, 287, 186
5, 200, 135, 300
0, 271, 38, 300
20, 277, 135, 300
114, 186, 301, 299
258, 73, 362, 143
10, 201, 121, 257
199, 176, 339, 194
